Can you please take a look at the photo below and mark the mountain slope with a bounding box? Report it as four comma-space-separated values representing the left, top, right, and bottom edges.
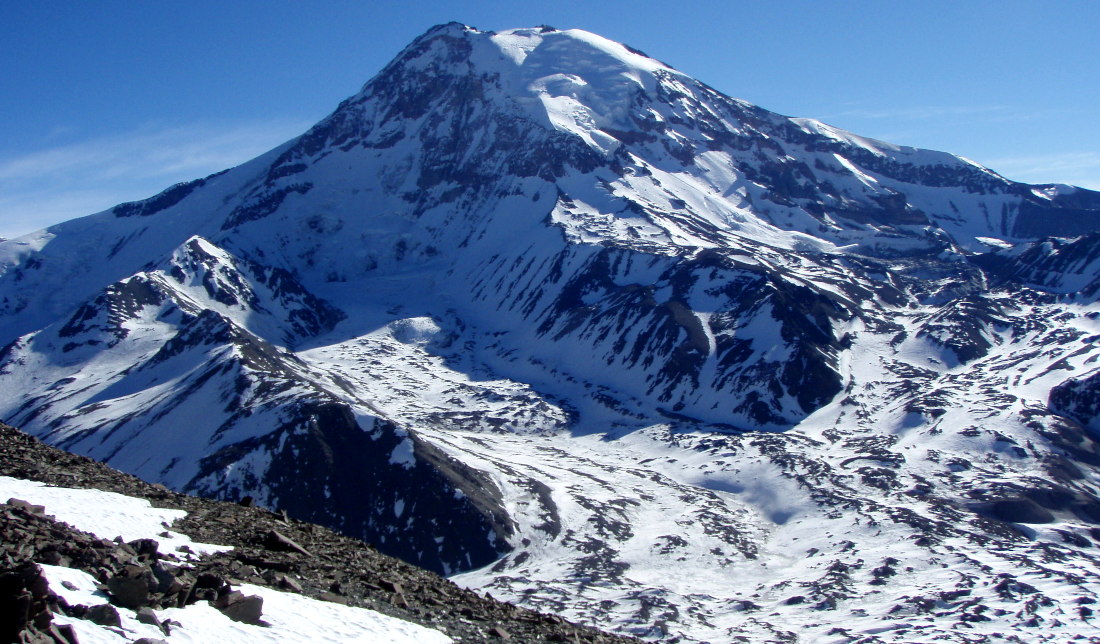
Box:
0, 421, 636, 644
1, 23, 1100, 642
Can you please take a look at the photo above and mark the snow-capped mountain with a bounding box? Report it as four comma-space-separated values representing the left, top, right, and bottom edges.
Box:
2, 23, 1100, 642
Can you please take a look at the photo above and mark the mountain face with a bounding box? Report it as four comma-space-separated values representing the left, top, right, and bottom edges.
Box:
3, 22, 1100, 642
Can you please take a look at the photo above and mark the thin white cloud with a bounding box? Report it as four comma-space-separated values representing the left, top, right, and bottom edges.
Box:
829, 105, 1019, 121
0, 189, 125, 241
984, 152, 1100, 190
0, 119, 312, 239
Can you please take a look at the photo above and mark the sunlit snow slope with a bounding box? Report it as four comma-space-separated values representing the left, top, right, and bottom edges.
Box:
3, 23, 1100, 642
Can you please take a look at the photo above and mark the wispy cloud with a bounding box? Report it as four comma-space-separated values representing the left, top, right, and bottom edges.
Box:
0, 119, 311, 239
983, 152, 1100, 190
820, 104, 1084, 132
827, 105, 1021, 121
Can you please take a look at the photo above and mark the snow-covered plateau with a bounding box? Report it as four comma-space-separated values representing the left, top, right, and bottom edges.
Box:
2, 23, 1100, 643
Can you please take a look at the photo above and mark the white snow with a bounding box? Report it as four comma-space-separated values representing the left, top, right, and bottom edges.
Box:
3, 478, 452, 644
388, 437, 417, 468
44, 565, 452, 644
0, 476, 230, 558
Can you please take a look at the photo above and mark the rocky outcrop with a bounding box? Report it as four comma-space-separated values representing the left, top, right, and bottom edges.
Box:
1051, 368, 1100, 434
0, 422, 638, 643
0, 497, 266, 636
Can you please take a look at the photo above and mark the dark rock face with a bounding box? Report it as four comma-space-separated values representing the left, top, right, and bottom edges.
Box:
86, 603, 123, 627
1051, 370, 1100, 434
223, 182, 314, 230
463, 242, 852, 428
215, 590, 264, 623
106, 564, 159, 608
1012, 190, 1100, 239
916, 295, 1013, 364
965, 465, 1100, 527
996, 232, 1100, 299
0, 563, 60, 643
988, 498, 1056, 524
190, 401, 512, 575
112, 172, 218, 219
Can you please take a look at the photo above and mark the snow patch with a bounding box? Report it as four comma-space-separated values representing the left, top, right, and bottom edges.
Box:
43, 565, 452, 643
0, 476, 231, 558
388, 437, 417, 468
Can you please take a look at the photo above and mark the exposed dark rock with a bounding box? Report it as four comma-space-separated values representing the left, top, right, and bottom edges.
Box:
6, 498, 46, 515
989, 498, 1056, 525
263, 530, 311, 557
0, 562, 71, 644
112, 174, 214, 219
1012, 193, 1100, 239
85, 603, 121, 627
191, 400, 513, 576
916, 296, 1012, 364
135, 606, 163, 630
214, 590, 264, 624
1051, 368, 1100, 433
379, 579, 404, 595
127, 539, 160, 561
105, 564, 156, 609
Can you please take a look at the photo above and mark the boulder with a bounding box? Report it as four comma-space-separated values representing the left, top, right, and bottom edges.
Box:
105, 564, 156, 609
215, 590, 263, 624
85, 603, 121, 627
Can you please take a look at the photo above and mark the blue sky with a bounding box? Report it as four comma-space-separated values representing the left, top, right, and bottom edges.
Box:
2, 0, 1097, 239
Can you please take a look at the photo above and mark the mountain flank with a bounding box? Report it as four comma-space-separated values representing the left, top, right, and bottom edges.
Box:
2, 23, 1100, 642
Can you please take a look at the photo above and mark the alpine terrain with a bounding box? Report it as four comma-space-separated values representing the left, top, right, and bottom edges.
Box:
3, 23, 1100, 642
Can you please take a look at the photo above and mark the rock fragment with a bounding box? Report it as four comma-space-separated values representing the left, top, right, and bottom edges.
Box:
263, 530, 311, 556
105, 564, 156, 609
214, 590, 264, 623
85, 603, 121, 627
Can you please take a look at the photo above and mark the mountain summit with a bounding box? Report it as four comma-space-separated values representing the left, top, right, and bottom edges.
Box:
2, 24, 1100, 642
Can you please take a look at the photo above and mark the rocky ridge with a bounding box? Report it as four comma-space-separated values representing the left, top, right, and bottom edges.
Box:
0, 422, 638, 643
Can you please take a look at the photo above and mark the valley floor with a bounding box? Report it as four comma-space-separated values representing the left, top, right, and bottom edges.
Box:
296, 298, 1100, 642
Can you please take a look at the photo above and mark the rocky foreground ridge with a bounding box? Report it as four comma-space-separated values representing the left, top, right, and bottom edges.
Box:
0, 422, 639, 643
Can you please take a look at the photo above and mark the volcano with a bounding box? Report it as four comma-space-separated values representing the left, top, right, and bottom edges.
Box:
2, 23, 1100, 642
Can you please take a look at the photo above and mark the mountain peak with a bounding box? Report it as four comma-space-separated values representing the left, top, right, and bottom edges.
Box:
357, 23, 681, 156
485, 26, 669, 74
4, 24, 1100, 644
400, 22, 670, 75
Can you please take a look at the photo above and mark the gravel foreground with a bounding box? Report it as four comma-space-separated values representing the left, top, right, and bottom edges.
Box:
0, 422, 641, 643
